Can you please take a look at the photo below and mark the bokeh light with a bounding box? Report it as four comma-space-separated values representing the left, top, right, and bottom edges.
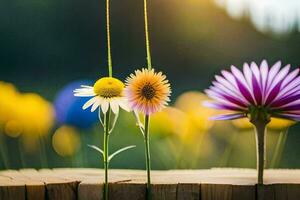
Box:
52, 126, 81, 157
215, 0, 300, 34
54, 80, 98, 129
232, 117, 295, 130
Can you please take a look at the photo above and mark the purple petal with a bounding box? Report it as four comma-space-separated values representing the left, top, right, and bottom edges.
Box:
280, 104, 300, 111
275, 99, 300, 111
276, 82, 300, 103
266, 61, 281, 90
271, 94, 300, 108
213, 81, 248, 104
203, 101, 245, 111
205, 89, 245, 110
275, 114, 300, 121
251, 70, 262, 104
265, 81, 283, 105
209, 86, 247, 107
235, 77, 255, 104
210, 113, 245, 120
281, 68, 299, 89
260, 60, 269, 94
243, 63, 253, 89
221, 70, 239, 90
250, 62, 261, 86
268, 64, 290, 92
214, 76, 249, 104
265, 65, 290, 104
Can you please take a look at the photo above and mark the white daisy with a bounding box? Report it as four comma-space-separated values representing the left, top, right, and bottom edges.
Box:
74, 77, 130, 114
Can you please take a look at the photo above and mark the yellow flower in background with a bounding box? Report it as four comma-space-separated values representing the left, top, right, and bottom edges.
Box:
4, 120, 23, 138
0, 82, 54, 139
0, 81, 20, 125
268, 118, 295, 130
232, 118, 253, 130
16, 93, 54, 136
232, 117, 295, 130
151, 107, 189, 138
52, 126, 81, 157
15, 93, 55, 152
175, 91, 216, 132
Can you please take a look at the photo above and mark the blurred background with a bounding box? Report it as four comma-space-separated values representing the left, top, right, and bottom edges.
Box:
0, 0, 300, 170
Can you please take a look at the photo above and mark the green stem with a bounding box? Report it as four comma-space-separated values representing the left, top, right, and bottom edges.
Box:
106, 0, 112, 77
103, 109, 110, 200
253, 122, 267, 200
18, 136, 26, 168
144, 115, 151, 199
254, 122, 266, 185
144, 0, 152, 69
38, 134, 48, 168
219, 130, 238, 167
0, 132, 10, 169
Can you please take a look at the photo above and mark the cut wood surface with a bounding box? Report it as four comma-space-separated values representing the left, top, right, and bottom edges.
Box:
0, 168, 300, 200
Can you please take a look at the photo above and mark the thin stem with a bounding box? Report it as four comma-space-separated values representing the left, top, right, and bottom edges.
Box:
144, 115, 151, 199
144, 0, 152, 69
219, 130, 238, 167
254, 122, 267, 200
0, 131, 10, 169
18, 136, 26, 168
103, 109, 110, 200
106, 0, 113, 77
254, 122, 266, 184
38, 134, 48, 168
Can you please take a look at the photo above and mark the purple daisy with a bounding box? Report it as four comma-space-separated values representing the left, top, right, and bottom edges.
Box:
204, 60, 299, 187
205, 60, 300, 122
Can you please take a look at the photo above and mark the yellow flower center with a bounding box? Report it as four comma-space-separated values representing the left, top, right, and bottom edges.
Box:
93, 77, 124, 98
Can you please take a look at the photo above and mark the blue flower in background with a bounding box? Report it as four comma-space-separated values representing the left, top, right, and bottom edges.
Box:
54, 80, 98, 129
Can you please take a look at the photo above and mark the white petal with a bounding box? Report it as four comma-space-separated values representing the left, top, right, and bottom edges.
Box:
74, 88, 96, 97
118, 99, 131, 112
101, 101, 109, 114
74, 93, 96, 97
91, 99, 101, 112
82, 96, 98, 110
110, 100, 119, 114
80, 85, 93, 88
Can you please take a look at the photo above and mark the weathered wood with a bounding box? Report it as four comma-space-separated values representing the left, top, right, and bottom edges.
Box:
78, 180, 103, 200
0, 169, 300, 199
177, 183, 200, 200
109, 183, 146, 200
13, 169, 45, 200
0, 175, 25, 200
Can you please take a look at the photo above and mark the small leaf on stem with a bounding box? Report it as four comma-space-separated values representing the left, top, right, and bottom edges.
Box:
134, 110, 145, 136
88, 144, 104, 157
98, 109, 104, 127
109, 109, 119, 134
108, 145, 136, 162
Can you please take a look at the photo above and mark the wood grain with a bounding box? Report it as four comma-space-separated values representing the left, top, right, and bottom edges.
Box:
0, 168, 300, 200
